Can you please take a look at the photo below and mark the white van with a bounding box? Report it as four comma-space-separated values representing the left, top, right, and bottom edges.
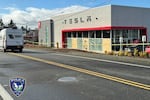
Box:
0, 28, 24, 52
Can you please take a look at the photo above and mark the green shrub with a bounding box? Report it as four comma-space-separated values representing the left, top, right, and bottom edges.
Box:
106, 51, 114, 55
124, 51, 129, 56
109, 51, 114, 55
133, 48, 139, 57
139, 52, 143, 57
143, 52, 148, 58
139, 52, 148, 58
104, 50, 107, 54
118, 51, 124, 56
113, 51, 119, 56
127, 52, 132, 57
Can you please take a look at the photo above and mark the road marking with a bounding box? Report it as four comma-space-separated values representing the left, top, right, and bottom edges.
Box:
0, 84, 14, 100
52, 53, 150, 69
9, 53, 150, 91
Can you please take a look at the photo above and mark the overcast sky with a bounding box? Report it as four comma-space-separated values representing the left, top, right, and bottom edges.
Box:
0, 0, 150, 29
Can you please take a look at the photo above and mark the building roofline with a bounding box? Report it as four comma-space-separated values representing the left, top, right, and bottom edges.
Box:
110, 4, 150, 9
39, 4, 150, 22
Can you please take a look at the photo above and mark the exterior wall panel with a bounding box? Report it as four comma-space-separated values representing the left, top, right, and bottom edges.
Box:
52, 5, 112, 48
67, 38, 72, 48
77, 38, 83, 50
82, 38, 89, 51
38, 20, 51, 47
72, 38, 77, 49
111, 5, 150, 42
102, 38, 111, 52
89, 38, 102, 51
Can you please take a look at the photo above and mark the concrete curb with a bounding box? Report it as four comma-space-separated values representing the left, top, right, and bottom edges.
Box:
24, 48, 150, 66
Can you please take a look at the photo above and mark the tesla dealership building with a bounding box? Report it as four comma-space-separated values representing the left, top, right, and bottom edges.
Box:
38, 5, 150, 53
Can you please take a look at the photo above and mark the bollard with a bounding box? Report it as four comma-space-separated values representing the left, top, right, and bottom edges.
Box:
56, 42, 59, 48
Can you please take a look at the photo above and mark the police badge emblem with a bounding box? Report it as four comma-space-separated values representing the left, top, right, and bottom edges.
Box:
10, 78, 25, 97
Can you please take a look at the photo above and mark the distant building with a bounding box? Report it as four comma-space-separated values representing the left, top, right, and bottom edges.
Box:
38, 5, 150, 53
24, 29, 38, 43
38, 20, 54, 47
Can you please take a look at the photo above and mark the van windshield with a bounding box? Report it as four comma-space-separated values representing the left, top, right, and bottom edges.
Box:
8, 34, 14, 39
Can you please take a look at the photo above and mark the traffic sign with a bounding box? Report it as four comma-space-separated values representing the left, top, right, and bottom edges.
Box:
142, 35, 146, 42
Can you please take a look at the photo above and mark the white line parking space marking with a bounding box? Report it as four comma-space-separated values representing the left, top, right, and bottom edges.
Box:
0, 84, 14, 100
53, 53, 150, 69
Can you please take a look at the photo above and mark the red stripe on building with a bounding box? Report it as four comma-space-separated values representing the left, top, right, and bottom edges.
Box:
62, 26, 147, 48
62, 26, 146, 32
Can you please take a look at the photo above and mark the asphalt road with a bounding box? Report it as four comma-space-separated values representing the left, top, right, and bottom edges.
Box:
0, 48, 150, 100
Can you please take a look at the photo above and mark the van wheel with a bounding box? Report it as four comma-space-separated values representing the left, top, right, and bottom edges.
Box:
11, 49, 14, 52
19, 49, 23, 53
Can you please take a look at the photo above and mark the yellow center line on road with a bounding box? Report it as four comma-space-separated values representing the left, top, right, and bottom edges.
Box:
9, 53, 150, 91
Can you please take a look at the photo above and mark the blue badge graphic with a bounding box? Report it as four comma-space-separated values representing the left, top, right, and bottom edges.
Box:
10, 78, 25, 97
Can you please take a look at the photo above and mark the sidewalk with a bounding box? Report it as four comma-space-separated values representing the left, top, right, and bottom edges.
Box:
49, 48, 150, 66
25, 47, 150, 66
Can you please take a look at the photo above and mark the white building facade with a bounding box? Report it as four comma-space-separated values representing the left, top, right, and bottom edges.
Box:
39, 5, 150, 52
